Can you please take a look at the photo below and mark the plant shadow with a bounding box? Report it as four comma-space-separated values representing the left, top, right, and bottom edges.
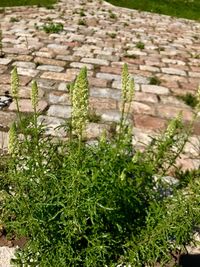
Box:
179, 253, 200, 267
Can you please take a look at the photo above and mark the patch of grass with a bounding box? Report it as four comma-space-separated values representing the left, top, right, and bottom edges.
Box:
136, 41, 145, 50
78, 19, 87, 26
79, 9, 86, 17
109, 10, 117, 19
0, 0, 56, 7
177, 92, 198, 108
10, 17, 20, 22
105, 0, 200, 21
149, 76, 161, 85
107, 32, 117, 38
42, 22, 63, 34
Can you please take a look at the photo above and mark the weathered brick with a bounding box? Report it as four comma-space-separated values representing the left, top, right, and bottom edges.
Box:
141, 85, 169, 95
96, 72, 121, 81
47, 105, 71, 119
139, 65, 160, 72
0, 131, 8, 150
89, 77, 108, 88
135, 92, 158, 103
70, 62, 94, 70
156, 105, 193, 121
0, 58, 12, 65
89, 97, 117, 110
100, 66, 122, 75
99, 110, 122, 122
161, 67, 187, 76
130, 101, 155, 115
40, 72, 73, 82
160, 96, 187, 107
48, 91, 70, 105
90, 87, 121, 101
188, 72, 200, 78
37, 65, 64, 72
184, 136, 199, 157
17, 67, 39, 78
18, 86, 44, 99
9, 99, 48, 112
81, 58, 109, 66
34, 57, 66, 67
12, 61, 36, 69
0, 111, 16, 130
0, 65, 7, 74
134, 115, 167, 131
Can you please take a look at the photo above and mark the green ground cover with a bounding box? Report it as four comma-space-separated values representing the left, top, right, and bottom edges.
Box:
0, 0, 56, 7
1, 65, 200, 266
105, 0, 200, 21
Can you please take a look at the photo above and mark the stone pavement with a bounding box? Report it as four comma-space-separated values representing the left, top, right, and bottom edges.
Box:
0, 0, 200, 169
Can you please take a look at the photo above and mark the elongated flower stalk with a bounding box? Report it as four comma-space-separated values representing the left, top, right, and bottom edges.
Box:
31, 80, 39, 129
11, 66, 19, 100
8, 122, 17, 155
119, 64, 135, 138
164, 112, 182, 140
0, 29, 3, 57
195, 84, 200, 113
121, 63, 135, 117
121, 63, 130, 104
71, 67, 89, 142
31, 80, 39, 112
11, 67, 22, 124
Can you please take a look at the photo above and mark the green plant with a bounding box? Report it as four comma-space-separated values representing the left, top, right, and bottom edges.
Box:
10, 17, 20, 22
0, 0, 56, 7
79, 9, 86, 17
107, 32, 117, 39
136, 41, 145, 49
1, 66, 200, 267
78, 19, 87, 26
105, 0, 200, 21
149, 75, 161, 85
177, 92, 198, 108
42, 22, 63, 34
109, 11, 117, 19
123, 22, 129, 27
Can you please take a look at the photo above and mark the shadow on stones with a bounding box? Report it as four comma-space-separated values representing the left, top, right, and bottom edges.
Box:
179, 253, 200, 267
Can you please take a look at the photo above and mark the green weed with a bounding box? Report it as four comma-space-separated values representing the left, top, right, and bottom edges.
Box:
42, 22, 63, 34
136, 41, 145, 50
0, 66, 200, 267
149, 76, 161, 85
177, 92, 198, 108
10, 17, 20, 23
78, 19, 87, 26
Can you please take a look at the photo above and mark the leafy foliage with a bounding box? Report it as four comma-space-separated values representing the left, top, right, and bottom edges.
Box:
0, 66, 200, 266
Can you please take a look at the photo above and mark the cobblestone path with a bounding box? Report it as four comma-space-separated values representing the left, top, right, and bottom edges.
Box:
0, 0, 200, 169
